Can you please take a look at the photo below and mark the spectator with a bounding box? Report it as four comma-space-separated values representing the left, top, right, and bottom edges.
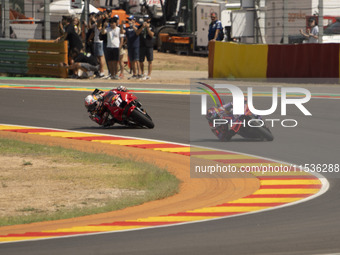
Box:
87, 12, 97, 28
93, 19, 106, 78
300, 17, 319, 43
117, 16, 127, 79
108, 8, 113, 19
62, 48, 100, 78
103, 9, 111, 20
208, 12, 223, 42
139, 15, 154, 80
85, 13, 97, 55
98, 12, 111, 78
126, 15, 143, 79
97, 11, 105, 21
9, 26, 17, 39
58, 16, 66, 37
101, 17, 123, 80
56, 16, 83, 57
72, 16, 82, 37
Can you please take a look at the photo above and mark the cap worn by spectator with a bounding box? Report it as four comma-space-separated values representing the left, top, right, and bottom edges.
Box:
309, 17, 317, 23
128, 15, 135, 20
143, 14, 150, 20
114, 14, 119, 19
109, 17, 118, 23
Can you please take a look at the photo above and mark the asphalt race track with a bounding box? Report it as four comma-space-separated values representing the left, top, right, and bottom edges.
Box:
0, 84, 340, 255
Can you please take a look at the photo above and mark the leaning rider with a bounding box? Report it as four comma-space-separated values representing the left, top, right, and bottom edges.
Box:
84, 86, 127, 126
206, 101, 248, 141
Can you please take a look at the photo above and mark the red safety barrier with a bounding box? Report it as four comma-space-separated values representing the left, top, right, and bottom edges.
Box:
267, 43, 340, 78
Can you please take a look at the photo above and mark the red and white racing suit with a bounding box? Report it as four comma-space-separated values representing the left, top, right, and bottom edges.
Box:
207, 102, 248, 141
88, 90, 119, 126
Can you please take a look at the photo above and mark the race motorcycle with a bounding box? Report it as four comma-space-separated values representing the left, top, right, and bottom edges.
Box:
91, 88, 154, 129
207, 104, 274, 141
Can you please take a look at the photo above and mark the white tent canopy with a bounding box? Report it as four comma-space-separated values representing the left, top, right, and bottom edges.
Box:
39, 0, 99, 16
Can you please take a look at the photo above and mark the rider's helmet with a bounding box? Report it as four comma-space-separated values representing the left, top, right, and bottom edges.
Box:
117, 85, 127, 92
84, 95, 99, 111
206, 107, 218, 122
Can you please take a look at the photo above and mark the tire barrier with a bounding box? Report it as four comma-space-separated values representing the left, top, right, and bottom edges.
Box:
0, 39, 68, 78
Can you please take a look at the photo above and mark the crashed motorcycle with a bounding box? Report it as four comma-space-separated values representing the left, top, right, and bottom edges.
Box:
91, 88, 154, 129
207, 104, 274, 141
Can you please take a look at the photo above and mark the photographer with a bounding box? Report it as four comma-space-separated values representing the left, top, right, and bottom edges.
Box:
300, 17, 319, 43
139, 15, 154, 80
126, 15, 143, 79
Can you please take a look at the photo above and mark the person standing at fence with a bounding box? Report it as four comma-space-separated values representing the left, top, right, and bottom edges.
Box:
58, 16, 66, 37
139, 15, 154, 80
85, 13, 97, 55
101, 17, 123, 80
100, 12, 112, 78
56, 16, 83, 58
208, 12, 223, 42
72, 16, 82, 37
92, 19, 106, 78
126, 15, 142, 79
300, 17, 319, 43
117, 16, 127, 79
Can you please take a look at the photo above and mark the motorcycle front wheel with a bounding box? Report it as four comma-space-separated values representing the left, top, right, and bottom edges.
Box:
129, 109, 155, 129
244, 118, 274, 141
255, 126, 274, 141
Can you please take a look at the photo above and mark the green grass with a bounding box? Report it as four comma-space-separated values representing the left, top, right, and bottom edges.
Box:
0, 138, 180, 226
22, 160, 33, 166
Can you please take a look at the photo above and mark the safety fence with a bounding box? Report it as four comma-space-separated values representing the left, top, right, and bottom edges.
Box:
209, 41, 340, 78
0, 39, 68, 78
